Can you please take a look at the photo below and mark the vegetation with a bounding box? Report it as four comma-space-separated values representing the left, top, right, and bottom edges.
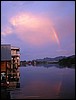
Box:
59, 56, 75, 66
20, 55, 75, 68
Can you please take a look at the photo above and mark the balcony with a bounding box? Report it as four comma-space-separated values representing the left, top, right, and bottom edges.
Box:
11, 53, 20, 57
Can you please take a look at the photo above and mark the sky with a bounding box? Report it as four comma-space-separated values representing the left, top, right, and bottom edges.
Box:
1, 1, 75, 61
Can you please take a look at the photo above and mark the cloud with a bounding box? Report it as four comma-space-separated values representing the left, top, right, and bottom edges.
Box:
56, 49, 69, 56
2, 12, 60, 46
1, 27, 13, 36
56, 48, 75, 56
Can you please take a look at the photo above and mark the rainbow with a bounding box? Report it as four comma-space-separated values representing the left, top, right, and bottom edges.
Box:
51, 26, 60, 47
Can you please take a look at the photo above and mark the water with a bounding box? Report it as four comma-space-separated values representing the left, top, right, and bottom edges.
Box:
10, 64, 75, 99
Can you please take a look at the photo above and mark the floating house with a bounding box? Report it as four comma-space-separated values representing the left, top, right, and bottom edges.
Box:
1, 44, 20, 87
11, 46, 20, 69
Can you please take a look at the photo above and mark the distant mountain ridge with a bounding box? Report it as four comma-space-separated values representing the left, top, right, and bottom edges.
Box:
20, 55, 75, 65
36, 56, 66, 62
35, 55, 75, 62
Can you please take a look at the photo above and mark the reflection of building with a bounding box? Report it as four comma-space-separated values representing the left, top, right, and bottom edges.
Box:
1, 44, 20, 88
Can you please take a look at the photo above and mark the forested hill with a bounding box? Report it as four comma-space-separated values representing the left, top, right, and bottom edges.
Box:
59, 55, 75, 66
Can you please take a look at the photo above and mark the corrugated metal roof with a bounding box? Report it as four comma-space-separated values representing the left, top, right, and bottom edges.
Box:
1, 44, 11, 61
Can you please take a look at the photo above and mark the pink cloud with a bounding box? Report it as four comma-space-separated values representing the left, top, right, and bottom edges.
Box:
11, 13, 60, 46
2, 12, 60, 46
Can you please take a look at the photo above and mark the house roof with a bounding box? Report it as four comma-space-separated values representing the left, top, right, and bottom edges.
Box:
11, 46, 20, 51
1, 44, 11, 61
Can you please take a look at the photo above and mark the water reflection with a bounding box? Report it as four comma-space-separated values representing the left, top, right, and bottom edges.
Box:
10, 64, 75, 99
22, 63, 75, 69
37, 63, 75, 69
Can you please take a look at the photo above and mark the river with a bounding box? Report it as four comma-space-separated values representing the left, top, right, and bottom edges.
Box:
9, 64, 75, 99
